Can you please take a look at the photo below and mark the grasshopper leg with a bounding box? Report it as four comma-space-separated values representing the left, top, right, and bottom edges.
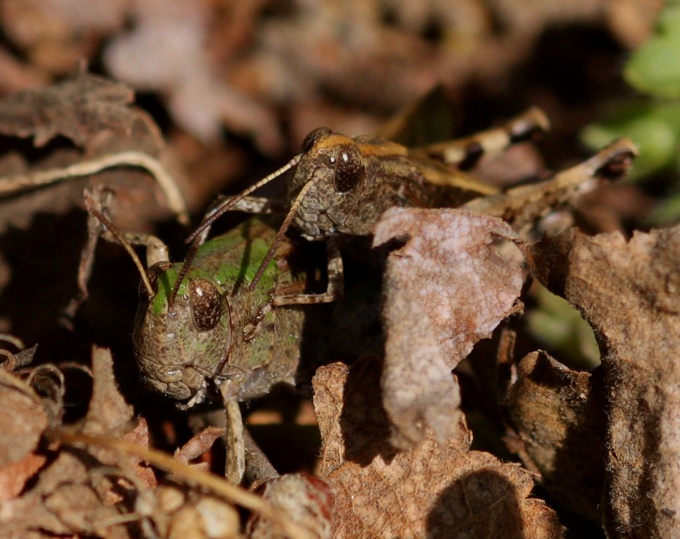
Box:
462, 138, 638, 233
223, 398, 246, 485
418, 107, 550, 170
228, 195, 286, 214
272, 237, 344, 306
63, 188, 116, 322
106, 231, 170, 268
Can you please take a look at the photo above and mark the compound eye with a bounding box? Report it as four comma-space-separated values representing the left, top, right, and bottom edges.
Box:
301, 127, 333, 153
189, 279, 222, 332
334, 146, 364, 193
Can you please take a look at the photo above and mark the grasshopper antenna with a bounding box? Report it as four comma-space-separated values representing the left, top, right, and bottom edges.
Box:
168, 193, 230, 307
83, 192, 155, 298
174, 154, 302, 306
168, 232, 204, 308
186, 154, 302, 244
248, 173, 320, 291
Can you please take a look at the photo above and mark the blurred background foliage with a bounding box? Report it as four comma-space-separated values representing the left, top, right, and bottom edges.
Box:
582, 0, 680, 224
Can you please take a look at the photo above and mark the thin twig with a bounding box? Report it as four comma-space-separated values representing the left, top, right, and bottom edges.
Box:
57, 431, 316, 539
0, 151, 189, 224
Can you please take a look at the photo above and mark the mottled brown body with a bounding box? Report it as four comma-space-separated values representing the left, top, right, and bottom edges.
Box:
288, 129, 499, 240
182, 109, 548, 302
188, 107, 548, 246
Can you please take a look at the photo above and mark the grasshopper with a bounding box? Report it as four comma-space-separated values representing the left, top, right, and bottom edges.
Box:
184, 108, 636, 306
182, 108, 550, 304
85, 192, 309, 484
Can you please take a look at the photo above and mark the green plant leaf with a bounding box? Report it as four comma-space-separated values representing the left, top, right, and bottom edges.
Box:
649, 191, 680, 224
581, 101, 680, 179
525, 284, 600, 369
625, 3, 680, 98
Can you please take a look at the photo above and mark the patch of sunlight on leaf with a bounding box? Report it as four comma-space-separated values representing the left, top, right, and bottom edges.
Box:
526, 284, 600, 369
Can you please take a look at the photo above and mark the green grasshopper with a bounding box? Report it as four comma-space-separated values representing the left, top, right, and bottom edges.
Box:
183, 108, 636, 305
85, 192, 309, 484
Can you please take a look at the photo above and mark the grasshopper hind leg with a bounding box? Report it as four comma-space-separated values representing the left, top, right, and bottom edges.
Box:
461, 137, 638, 235
418, 107, 550, 170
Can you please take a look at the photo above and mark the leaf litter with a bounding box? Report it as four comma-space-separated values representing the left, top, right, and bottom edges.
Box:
0, 83, 668, 537
0, 70, 188, 229
0, 346, 321, 539
312, 357, 563, 538
504, 350, 607, 524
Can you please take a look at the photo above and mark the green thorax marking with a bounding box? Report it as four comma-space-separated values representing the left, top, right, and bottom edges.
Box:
150, 225, 279, 316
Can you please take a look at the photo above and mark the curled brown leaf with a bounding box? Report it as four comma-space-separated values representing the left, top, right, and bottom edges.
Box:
83, 346, 134, 437
373, 208, 524, 447
505, 350, 607, 523
523, 224, 680, 537
0, 71, 188, 233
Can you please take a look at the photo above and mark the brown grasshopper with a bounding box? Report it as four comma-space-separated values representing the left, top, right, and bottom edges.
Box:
183, 108, 636, 306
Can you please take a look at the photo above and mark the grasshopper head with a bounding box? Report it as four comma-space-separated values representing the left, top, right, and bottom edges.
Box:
288, 128, 368, 240
132, 262, 232, 406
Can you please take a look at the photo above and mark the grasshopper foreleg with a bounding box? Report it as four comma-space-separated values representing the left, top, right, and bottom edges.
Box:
66, 187, 170, 321
63, 187, 115, 322
227, 195, 286, 214
106, 231, 170, 268
272, 237, 344, 306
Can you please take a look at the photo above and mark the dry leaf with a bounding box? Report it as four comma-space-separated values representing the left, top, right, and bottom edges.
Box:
246, 474, 334, 539
0, 452, 132, 539
0, 367, 49, 501
0, 70, 143, 149
25, 362, 66, 425
0, 341, 37, 371
0, 0, 126, 74
0, 368, 48, 467
504, 350, 607, 523
81, 346, 159, 494
373, 208, 524, 447
175, 426, 225, 465
121, 417, 157, 491
83, 346, 134, 436
313, 358, 563, 539
103, 0, 282, 152
0, 451, 46, 502
0, 351, 148, 538
0, 71, 187, 233
523, 225, 680, 537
